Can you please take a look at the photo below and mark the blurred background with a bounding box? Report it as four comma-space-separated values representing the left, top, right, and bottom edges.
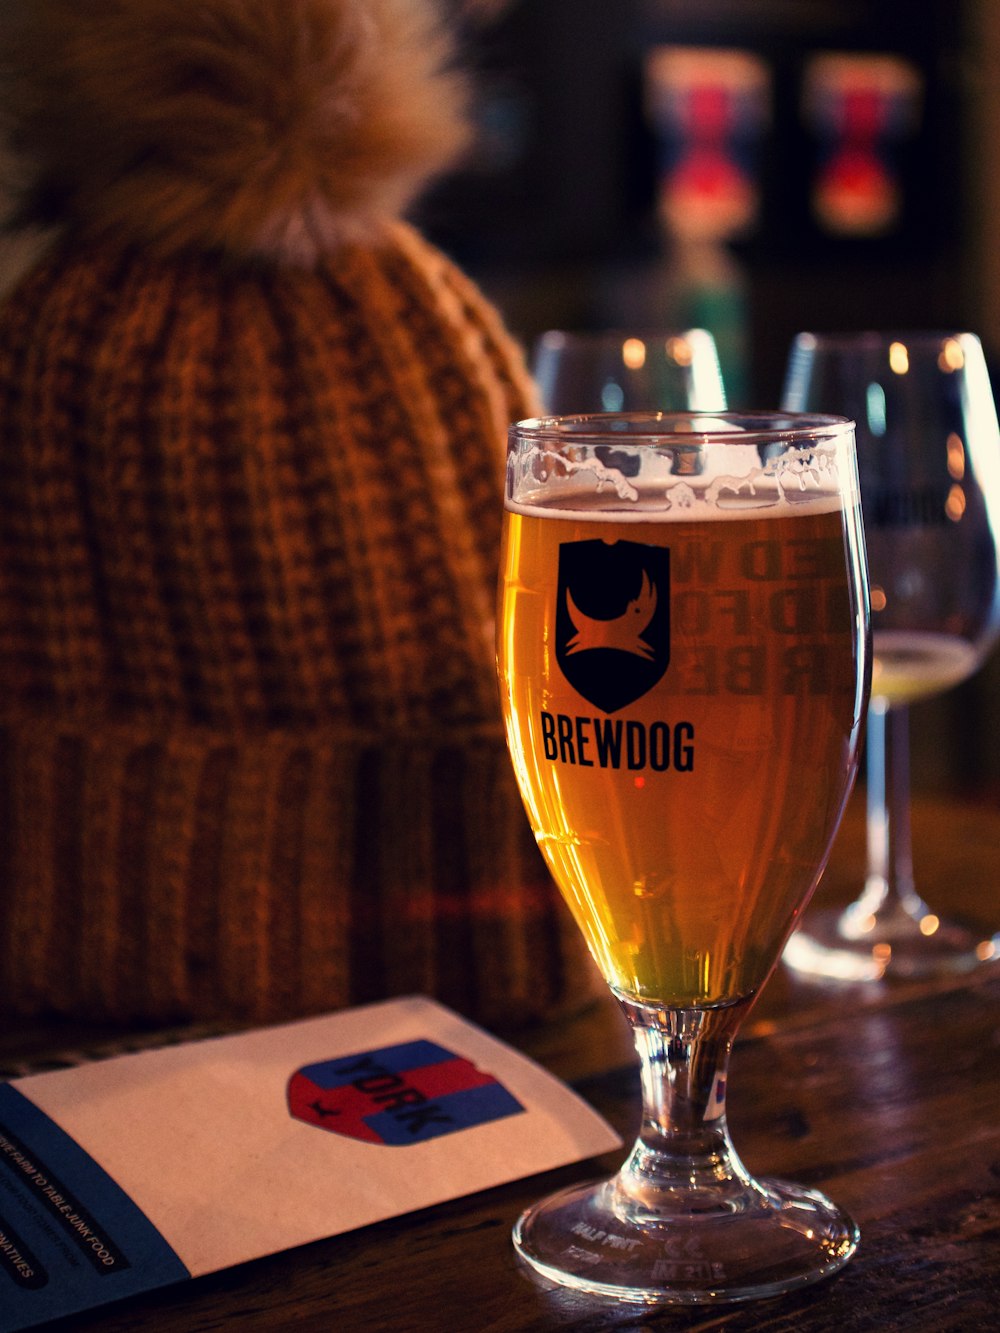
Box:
431, 0, 982, 392
421, 0, 1000, 801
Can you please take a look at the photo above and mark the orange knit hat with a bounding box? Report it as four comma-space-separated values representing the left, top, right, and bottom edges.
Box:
0, 0, 598, 1029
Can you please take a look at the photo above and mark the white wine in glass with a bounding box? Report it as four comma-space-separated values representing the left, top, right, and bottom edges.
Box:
782, 331, 1000, 981
498, 411, 870, 1303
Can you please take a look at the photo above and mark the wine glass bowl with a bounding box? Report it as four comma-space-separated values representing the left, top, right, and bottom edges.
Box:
782, 331, 1000, 981
497, 411, 869, 1302
532, 328, 727, 415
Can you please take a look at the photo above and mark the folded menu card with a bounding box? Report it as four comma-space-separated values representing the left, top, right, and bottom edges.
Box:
0, 995, 620, 1330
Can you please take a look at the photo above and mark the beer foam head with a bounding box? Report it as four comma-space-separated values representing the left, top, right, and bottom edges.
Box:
507, 413, 858, 521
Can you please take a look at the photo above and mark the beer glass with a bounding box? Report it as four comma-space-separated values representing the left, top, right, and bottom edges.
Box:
498, 411, 870, 1303
783, 332, 1000, 980
532, 329, 727, 415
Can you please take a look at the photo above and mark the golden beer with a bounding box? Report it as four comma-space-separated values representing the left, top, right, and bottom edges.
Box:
499, 489, 867, 1009
502, 417, 866, 1302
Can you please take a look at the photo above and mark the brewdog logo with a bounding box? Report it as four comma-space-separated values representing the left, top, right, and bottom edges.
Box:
287, 1040, 524, 1145
556, 539, 671, 713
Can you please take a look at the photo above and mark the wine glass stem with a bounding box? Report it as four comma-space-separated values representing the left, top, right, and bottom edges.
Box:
861, 699, 927, 921
617, 997, 751, 1208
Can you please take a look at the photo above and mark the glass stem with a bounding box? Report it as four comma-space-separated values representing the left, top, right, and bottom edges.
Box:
857, 699, 927, 923
615, 997, 753, 1213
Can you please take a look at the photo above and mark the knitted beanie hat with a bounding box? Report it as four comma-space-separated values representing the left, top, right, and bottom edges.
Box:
0, 0, 599, 1030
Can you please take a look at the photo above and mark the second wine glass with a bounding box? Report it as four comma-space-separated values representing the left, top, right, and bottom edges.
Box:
782, 330, 1000, 981
532, 328, 727, 415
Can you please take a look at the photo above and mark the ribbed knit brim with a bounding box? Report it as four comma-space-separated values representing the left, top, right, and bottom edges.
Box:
0, 221, 602, 1028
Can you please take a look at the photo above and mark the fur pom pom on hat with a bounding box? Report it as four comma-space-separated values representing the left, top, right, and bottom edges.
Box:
0, 0, 470, 264
0, 1, 599, 1028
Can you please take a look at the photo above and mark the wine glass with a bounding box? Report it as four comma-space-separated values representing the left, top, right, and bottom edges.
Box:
532, 328, 727, 414
497, 411, 870, 1303
782, 331, 1000, 981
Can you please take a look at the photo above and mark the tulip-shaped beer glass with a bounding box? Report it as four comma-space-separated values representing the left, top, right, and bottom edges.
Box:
783, 332, 1000, 980
498, 412, 870, 1303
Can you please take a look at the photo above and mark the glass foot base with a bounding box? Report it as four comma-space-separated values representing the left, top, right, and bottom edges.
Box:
783, 905, 1000, 982
512, 1174, 858, 1305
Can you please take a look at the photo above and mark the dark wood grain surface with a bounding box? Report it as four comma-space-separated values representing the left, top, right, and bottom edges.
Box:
4, 790, 999, 1332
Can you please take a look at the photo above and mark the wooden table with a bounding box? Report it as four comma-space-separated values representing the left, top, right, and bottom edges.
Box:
4, 790, 999, 1331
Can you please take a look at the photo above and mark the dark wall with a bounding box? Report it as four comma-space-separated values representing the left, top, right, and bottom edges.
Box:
426, 0, 975, 406
426, 0, 998, 799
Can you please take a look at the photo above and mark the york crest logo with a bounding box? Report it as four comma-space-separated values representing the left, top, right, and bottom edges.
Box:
287, 1040, 524, 1145
556, 539, 671, 713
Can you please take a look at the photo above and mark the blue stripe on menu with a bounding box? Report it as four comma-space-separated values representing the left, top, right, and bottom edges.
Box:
299, 1039, 453, 1086
0, 1082, 189, 1331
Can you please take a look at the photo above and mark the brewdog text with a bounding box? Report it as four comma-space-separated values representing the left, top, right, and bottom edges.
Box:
540, 712, 696, 772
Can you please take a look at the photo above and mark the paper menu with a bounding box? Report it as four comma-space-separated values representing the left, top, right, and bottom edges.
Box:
0, 996, 621, 1330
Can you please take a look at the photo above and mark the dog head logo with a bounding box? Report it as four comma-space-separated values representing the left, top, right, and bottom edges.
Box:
287, 1040, 524, 1145
556, 539, 671, 713
565, 569, 658, 660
